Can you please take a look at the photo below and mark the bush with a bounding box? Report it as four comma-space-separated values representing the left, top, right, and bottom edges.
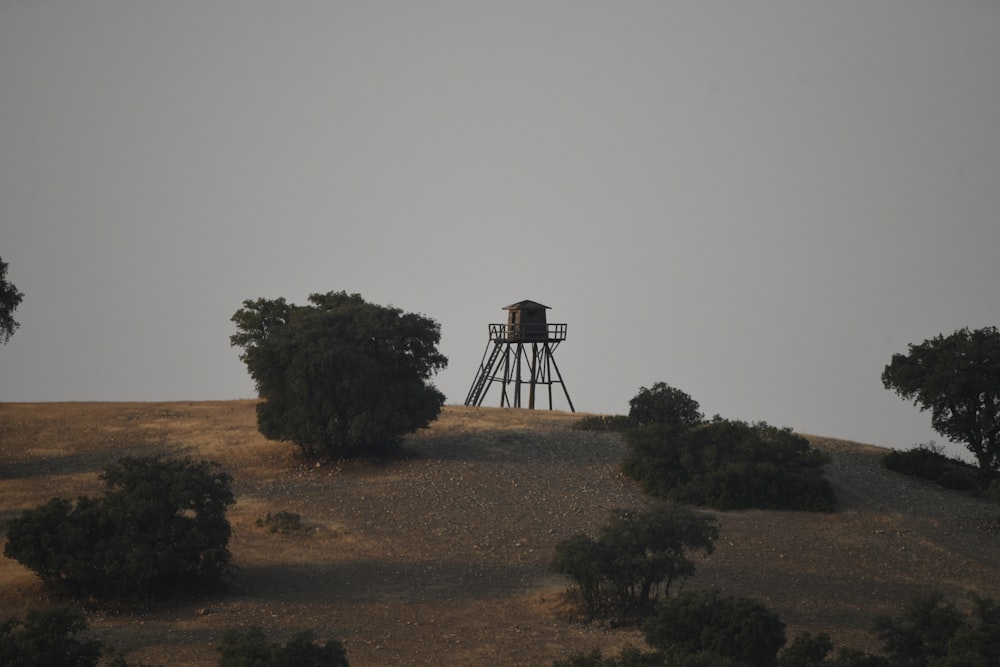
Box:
0, 609, 103, 667
881, 443, 983, 493
256, 510, 305, 534
551, 505, 718, 621
0, 610, 352, 667
776, 632, 834, 667
622, 418, 835, 511
642, 590, 786, 667
872, 593, 967, 667
628, 383, 703, 428
572, 414, 634, 432
218, 626, 349, 667
4, 456, 235, 600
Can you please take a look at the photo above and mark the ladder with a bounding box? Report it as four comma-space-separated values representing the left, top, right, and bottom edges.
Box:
464, 341, 504, 407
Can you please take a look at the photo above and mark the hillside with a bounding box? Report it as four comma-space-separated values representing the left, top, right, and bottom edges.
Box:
1, 402, 999, 666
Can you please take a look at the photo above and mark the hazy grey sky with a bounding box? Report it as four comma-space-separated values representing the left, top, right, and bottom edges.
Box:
2, 2, 998, 458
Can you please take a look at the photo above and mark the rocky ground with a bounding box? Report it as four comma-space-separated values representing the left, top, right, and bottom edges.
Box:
1, 402, 998, 666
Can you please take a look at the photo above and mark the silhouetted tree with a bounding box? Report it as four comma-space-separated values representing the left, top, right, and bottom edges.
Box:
0, 256, 24, 344
883, 327, 1000, 472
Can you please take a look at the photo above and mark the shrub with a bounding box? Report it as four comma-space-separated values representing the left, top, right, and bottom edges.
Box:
551, 505, 717, 621
881, 443, 983, 492
0, 608, 102, 667
776, 632, 834, 667
256, 510, 304, 534
628, 382, 703, 428
572, 414, 634, 432
872, 593, 967, 667
218, 626, 350, 667
642, 589, 786, 667
4, 456, 235, 600
622, 418, 835, 511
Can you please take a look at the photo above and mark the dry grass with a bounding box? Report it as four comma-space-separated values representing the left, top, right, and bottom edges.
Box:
1, 401, 999, 666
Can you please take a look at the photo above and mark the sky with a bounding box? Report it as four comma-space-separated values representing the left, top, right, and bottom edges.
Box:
2, 2, 998, 459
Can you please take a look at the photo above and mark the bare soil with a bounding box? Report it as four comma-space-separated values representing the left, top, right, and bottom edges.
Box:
1, 402, 999, 666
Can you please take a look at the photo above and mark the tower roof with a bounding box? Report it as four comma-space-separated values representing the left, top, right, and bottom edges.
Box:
503, 300, 549, 311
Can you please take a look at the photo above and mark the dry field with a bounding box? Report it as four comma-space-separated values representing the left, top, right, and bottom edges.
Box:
1, 401, 999, 666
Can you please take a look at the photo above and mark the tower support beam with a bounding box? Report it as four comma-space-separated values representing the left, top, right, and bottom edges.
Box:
465, 337, 574, 412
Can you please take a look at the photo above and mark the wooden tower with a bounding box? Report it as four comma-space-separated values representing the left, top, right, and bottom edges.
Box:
464, 300, 575, 411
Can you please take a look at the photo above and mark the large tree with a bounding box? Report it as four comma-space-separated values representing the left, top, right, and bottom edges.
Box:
882, 326, 1000, 472
0, 256, 24, 344
230, 291, 447, 458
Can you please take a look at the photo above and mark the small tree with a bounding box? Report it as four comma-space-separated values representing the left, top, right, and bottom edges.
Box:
231, 291, 447, 458
0, 256, 24, 344
4, 456, 235, 600
551, 505, 718, 620
628, 382, 703, 428
882, 327, 1000, 473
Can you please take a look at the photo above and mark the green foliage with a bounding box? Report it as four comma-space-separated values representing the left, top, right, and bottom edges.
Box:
642, 590, 786, 667
572, 414, 634, 432
4, 456, 235, 600
551, 505, 718, 621
776, 632, 835, 667
628, 382, 704, 428
0, 256, 24, 344
218, 626, 349, 667
883, 327, 1000, 472
0, 608, 102, 667
230, 291, 447, 459
940, 595, 1000, 667
871, 593, 969, 667
0, 610, 352, 667
881, 443, 983, 493
256, 510, 304, 534
572, 381, 701, 433
555, 593, 1000, 667
622, 418, 835, 511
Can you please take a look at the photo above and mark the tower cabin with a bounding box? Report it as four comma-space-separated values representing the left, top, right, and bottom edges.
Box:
504, 300, 548, 342
494, 300, 567, 343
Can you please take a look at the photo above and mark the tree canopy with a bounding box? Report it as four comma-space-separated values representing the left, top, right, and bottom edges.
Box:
628, 382, 704, 428
230, 291, 448, 458
0, 256, 24, 344
882, 326, 1000, 472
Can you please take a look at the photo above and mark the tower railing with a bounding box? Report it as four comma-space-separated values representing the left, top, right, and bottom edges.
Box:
488, 323, 567, 342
